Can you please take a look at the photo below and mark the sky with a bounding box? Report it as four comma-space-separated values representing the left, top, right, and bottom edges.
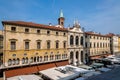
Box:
0, 0, 120, 34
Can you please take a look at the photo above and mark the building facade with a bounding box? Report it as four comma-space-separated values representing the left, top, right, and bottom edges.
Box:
1, 11, 70, 78
118, 36, 120, 53
112, 35, 119, 54
0, 30, 3, 67
68, 21, 85, 66
85, 32, 111, 60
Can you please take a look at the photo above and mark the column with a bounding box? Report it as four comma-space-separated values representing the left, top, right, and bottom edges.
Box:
73, 51, 77, 66
78, 51, 81, 65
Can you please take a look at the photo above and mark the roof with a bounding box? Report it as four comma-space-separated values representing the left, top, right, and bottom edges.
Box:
2, 21, 68, 32
85, 31, 110, 37
40, 65, 90, 80
7, 75, 43, 80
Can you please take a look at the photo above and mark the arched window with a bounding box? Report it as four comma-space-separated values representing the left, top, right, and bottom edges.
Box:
58, 54, 61, 59
8, 59, 12, 66
44, 56, 48, 61
80, 36, 84, 45
22, 58, 25, 64
34, 57, 36, 62
50, 55, 54, 60
81, 51, 84, 62
25, 57, 28, 64
16, 58, 20, 65
37, 56, 39, 62
12, 59, 16, 65
55, 55, 58, 60
40, 56, 42, 62
70, 35, 74, 45
76, 36, 79, 45
30, 57, 33, 63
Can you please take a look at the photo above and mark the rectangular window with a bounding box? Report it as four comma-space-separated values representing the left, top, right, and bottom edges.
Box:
11, 41, 16, 50
56, 32, 58, 35
47, 30, 50, 35
25, 28, 29, 33
37, 30, 40, 34
25, 42, 29, 50
63, 33, 66, 36
64, 42, 66, 48
56, 42, 59, 49
11, 27, 16, 31
47, 41, 50, 49
37, 42, 41, 49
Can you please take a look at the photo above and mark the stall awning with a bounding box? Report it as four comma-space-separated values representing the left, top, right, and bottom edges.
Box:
5, 60, 68, 78
5, 66, 38, 78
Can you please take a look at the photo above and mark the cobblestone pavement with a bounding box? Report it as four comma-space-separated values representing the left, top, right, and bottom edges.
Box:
86, 65, 120, 80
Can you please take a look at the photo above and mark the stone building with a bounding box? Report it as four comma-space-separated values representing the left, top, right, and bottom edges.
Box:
68, 21, 85, 66
2, 11, 68, 78
118, 36, 120, 53
0, 30, 3, 67
85, 32, 111, 60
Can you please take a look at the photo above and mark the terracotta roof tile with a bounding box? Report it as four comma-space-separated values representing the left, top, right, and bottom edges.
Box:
85, 31, 110, 37
2, 21, 68, 31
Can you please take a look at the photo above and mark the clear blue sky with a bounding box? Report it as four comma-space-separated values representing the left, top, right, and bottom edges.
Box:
0, 0, 120, 34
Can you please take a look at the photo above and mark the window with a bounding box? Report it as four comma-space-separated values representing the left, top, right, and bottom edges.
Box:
37, 30, 40, 34
85, 42, 87, 48
37, 42, 41, 49
63, 41, 66, 48
47, 41, 50, 49
63, 33, 66, 36
37, 56, 39, 62
90, 42, 92, 48
30, 57, 33, 63
12, 59, 15, 65
11, 41, 16, 50
12, 54, 16, 57
25, 57, 28, 64
56, 41, 59, 49
16, 58, 20, 65
25, 28, 29, 33
40, 56, 42, 62
22, 58, 25, 64
47, 30, 50, 35
44, 56, 48, 61
97, 43, 99, 48
34, 57, 36, 62
94, 43, 96, 48
11, 27, 16, 31
8, 59, 12, 66
80, 36, 84, 45
50, 55, 54, 60
56, 32, 58, 35
70, 35, 74, 45
25, 42, 29, 50
75, 36, 79, 45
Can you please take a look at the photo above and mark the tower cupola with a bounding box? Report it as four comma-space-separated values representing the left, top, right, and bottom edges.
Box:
58, 10, 65, 28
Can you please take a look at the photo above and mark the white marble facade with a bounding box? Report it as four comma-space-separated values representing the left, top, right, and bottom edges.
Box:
68, 21, 87, 66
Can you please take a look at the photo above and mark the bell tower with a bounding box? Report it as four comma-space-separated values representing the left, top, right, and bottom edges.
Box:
58, 10, 65, 28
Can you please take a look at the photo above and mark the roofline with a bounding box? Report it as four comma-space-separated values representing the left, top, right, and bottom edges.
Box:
85, 32, 111, 37
2, 21, 68, 32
